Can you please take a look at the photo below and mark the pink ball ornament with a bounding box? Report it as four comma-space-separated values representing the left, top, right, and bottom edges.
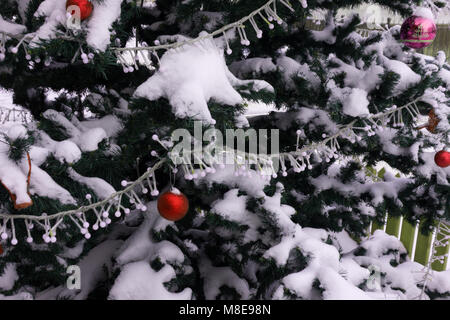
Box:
400, 15, 436, 49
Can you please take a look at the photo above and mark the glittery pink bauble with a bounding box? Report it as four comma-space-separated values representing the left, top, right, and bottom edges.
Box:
400, 15, 436, 49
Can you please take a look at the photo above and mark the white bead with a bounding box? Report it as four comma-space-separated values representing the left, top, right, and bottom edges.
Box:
226, 49, 232, 55
124, 208, 130, 214
85, 233, 91, 239
1, 232, 7, 239
85, 194, 92, 200
51, 236, 57, 243
100, 221, 106, 228
102, 211, 109, 218
81, 228, 87, 234
115, 211, 121, 217
10, 47, 18, 54
106, 218, 112, 224
151, 190, 159, 196
152, 134, 159, 141
83, 222, 89, 228
11, 238, 18, 245
121, 180, 128, 187
140, 206, 147, 212
26, 237, 33, 243
93, 224, 99, 230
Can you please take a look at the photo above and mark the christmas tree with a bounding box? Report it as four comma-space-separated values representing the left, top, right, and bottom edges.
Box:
0, 0, 449, 300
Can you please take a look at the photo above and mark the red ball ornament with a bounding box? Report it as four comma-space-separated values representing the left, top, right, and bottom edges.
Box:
400, 15, 436, 49
435, 150, 450, 168
66, 0, 93, 21
157, 189, 189, 221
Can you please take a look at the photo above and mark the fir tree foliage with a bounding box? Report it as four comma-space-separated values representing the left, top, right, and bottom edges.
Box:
0, 0, 449, 299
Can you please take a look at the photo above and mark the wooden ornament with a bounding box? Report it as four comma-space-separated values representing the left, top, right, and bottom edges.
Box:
0, 152, 33, 210
416, 109, 440, 133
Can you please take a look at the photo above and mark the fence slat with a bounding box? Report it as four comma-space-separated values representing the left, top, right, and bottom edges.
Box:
371, 219, 385, 234
414, 223, 434, 266
400, 220, 416, 257
385, 215, 401, 238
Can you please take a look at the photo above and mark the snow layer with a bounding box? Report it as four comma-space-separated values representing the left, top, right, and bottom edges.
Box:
42, 110, 108, 152
135, 35, 272, 124
0, 264, 18, 291
86, 0, 122, 51
109, 262, 192, 300
413, 7, 435, 21
199, 256, 250, 300
109, 202, 192, 300
195, 165, 269, 198
57, 240, 123, 300
30, 0, 66, 47
68, 168, 116, 200
0, 15, 26, 35
310, 174, 413, 205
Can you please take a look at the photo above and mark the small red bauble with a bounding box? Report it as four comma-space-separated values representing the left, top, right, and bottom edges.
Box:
0, 244, 3, 255
400, 15, 436, 49
66, 0, 93, 21
157, 189, 189, 221
435, 150, 450, 168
